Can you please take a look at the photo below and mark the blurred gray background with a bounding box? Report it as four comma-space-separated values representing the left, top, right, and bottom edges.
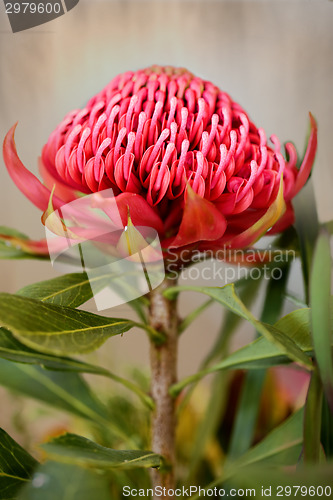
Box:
0, 0, 332, 437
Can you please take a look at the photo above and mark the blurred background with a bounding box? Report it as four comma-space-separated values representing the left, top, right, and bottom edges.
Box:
0, 0, 332, 444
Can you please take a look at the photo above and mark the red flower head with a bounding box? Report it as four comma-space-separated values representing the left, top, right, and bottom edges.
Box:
3, 65, 317, 259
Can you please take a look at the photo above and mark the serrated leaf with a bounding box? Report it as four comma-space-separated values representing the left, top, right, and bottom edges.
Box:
310, 229, 333, 412
0, 428, 38, 500
41, 433, 162, 470
0, 293, 136, 355
18, 462, 110, 500
0, 328, 153, 409
165, 284, 312, 369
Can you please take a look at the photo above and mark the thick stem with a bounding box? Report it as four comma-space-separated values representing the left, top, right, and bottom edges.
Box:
149, 275, 178, 498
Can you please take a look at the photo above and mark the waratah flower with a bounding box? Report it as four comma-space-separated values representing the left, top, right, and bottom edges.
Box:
2, 65, 317, 259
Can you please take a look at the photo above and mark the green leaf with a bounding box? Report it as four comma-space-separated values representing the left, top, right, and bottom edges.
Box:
17, 273, 108, 308
191, 410, 304, 499
41, 433, 162, 470
165, 284, 312, 369
0, 293, 136, 355
226, 463, 333, 496
325, 220, 333, 235
0, 358, 109, 423
229, 263, 291, 459
203, 275, 263, 367
185, 371, 229, 486
0, 428, 38, 500
321, 396, 333, 458
0, 358, 136, 445
0, 329, 154, 409
170, 303, 327, 396
18, 462, 111, 500
178, 298, 214, 335
185, 276, 264, 484
304, 368, 323, 462
17, 272, 149, 322
228, 409, 303, 470
18, 268, 149, 322
310, 229, 333, 412
0, 359, 136, 445
294, 182, 319, 303
0, 328, 112, 373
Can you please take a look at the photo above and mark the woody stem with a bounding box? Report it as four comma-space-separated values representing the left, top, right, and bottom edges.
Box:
149, 274, 179, 498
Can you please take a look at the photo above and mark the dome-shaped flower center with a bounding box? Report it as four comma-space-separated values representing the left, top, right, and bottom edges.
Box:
42, 65, 293, 220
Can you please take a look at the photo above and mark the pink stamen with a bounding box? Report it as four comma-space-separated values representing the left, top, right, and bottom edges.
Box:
105, 93, 122, 116
180, 107, 188, 133
146, 128, 170, 171
167, 97, 178, 129
202, 114, 219, 157
211, 144, 228, 189
126, 94, 138, 133
192, 151, 205, 192
257, 146, 268, 177
123, 132, 136, 181
92, 113, 107, 154
149, 101, 163, 144
235, 113, 249, 158
155, 143, 175, 191
226, 130, 238, 164
219, 105, 232, 141
65, 125, 82, 163
72, 108, 89, 127
88, 101, 105, 128
106, 105, 120, 138
258, 128, 267, 147
175, 139, 189, 186
270, 134, 281, 153
170, 122, 178, 144
114, 127, 127, 164
200, 131, 209, 155
191, 98, 207, 139
237, 160, 258, 200
147, 78, 159, 101
134, 112, 147, 158
94, 138, 111, 180
285, 142, 298, 169
275, 152, 286, 175
77, 127, 91, 172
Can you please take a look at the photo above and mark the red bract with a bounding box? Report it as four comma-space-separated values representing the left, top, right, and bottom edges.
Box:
3, 65, 317, 257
